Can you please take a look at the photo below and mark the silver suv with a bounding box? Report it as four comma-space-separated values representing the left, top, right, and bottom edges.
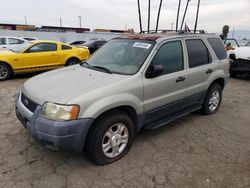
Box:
16, 32, 229, 164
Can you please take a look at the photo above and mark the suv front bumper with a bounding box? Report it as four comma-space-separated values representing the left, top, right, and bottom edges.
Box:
15, 93, 94, 153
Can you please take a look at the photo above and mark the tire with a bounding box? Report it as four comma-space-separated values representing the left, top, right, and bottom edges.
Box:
201, 83, 222, 115
230, 72, 237, 78
65, 58, 80, 66
0, 63, 12, 81
86, 111, 135, 165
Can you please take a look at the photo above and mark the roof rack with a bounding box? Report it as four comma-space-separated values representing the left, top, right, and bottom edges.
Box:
140, 30, 205, 34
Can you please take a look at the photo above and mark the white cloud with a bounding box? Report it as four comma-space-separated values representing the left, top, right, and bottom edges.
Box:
0, 0, 249, 33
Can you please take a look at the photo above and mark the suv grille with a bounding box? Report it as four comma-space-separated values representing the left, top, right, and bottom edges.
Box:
21, 93, 38, 113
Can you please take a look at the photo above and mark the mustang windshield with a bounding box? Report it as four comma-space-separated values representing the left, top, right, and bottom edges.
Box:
11, 42, 32, 53
85, 39, 155, 75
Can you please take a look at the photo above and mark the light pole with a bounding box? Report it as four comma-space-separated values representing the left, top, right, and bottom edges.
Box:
155, 0, 163, 32
78, 16, 82, 28
24, 16, 27, 25
137, 0, 143, 33
148, 0, 151, 33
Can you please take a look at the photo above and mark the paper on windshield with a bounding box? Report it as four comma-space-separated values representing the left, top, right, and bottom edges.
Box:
133, 42, 151, 49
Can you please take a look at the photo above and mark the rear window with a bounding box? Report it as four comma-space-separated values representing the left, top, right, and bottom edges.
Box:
208, 38, 227, 60
186, 39, 211, 68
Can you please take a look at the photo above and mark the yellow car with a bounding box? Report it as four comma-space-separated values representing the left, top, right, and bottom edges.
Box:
0, 40, 90, 80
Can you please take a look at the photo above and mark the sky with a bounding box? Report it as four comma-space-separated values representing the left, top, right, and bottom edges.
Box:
0, 0, 249, 33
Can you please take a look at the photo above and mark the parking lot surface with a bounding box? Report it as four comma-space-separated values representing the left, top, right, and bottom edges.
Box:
0, 75, 250, 188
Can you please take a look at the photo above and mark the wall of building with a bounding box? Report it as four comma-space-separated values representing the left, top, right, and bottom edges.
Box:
0, 29, 122, 42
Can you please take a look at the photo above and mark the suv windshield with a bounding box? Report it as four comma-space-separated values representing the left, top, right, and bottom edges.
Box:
84, 39, 155, 75
11, 42, 32, 53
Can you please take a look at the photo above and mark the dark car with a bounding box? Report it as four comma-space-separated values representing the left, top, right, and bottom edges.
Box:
83, 39, 106, 54
68, 40, 86, 46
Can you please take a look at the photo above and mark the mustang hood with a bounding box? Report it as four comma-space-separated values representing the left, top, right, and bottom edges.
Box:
22, 65, 127, 105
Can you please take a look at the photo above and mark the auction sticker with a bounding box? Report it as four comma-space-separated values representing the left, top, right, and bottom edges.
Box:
133, 42, 152, 49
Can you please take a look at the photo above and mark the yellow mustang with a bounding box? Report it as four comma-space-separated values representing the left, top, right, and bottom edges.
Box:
0, 40, 90, 80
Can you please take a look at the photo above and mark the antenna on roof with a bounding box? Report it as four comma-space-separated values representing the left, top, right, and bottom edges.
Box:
155, 0, 163, 32
176, 0, 182, 32
180, 0, 191, 31
194, 0, 201, 33
148, 0, 151, 33
137, 0, 143, 33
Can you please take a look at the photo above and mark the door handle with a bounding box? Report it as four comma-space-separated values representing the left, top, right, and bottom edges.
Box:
206, 69, 213, 74
176, 76, 186, 82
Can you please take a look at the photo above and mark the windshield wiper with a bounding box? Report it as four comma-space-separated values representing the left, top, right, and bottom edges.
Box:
80, 62, 112, 74
92, 66, 113, 74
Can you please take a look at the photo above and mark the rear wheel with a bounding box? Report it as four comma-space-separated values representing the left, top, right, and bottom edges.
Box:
86, 111, 134, 165
65, 58, 80, 66
202, 83, 222, 115
0, 63, 12, 81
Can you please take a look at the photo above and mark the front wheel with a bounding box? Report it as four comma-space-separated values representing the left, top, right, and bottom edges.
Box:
0, 63, 12, 81
202, 83, 222, 115
86, 111, 135, 165
65, 58, 80, 66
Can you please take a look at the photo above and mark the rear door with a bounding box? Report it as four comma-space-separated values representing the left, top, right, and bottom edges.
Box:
21, 42, 60, 68
185, 38, 215, 107
143, 40, 188, 126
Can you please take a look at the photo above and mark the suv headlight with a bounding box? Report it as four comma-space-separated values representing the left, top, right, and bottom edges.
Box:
42, 102, 80, 121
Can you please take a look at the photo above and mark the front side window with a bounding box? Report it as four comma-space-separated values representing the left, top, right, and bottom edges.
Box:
9, 38, 25, 45
28, 43, 57, 53
151, 41, 184, 75
83, 39, 155, 75
186, 39, 211, 68
0, 38, 7, 45
224, 39, 239, 48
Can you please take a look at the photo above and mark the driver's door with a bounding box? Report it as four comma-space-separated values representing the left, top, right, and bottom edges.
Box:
21, 42, 60, 69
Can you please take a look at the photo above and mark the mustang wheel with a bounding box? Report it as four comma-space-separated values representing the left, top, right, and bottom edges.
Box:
0, 63, 12, 81
86, 111, 134, 165
66, 58, 80, 66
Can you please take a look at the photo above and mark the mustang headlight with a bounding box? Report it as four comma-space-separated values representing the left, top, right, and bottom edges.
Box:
42, 102, 80, 121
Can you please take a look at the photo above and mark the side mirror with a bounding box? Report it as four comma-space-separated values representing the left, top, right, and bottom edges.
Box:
145, 64, 164, 78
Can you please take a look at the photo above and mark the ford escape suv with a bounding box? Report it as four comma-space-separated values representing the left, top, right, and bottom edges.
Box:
16, 32, 229, 165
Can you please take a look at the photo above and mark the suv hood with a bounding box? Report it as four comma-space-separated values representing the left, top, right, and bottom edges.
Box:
23, 65, 127, 105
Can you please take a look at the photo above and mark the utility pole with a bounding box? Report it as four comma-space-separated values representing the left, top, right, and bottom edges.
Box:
232, 27, 235, 38
180, 0, 191, 31
176, 0, 181, 31
171, 23, 174, 30
155, 0, 163, 32
24, 16, 27, 25
137, 0, 143, 33
60, 17, 62, 27
194, 0, 201, 33
148, 0, 151, 33
78, 16, 82, 28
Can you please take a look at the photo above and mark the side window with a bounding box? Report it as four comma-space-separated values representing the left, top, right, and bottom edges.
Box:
151, 41, 184, 75
0, 38, 7, 45
208, 38, 227, 60
28, 43, 57, 53
186, 39, 211, 68
62, 45, 72, 50
9, 38, 25, 45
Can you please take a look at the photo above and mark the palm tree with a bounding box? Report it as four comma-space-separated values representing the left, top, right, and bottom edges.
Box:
176, 0, 182, 31
137, 0, 143, 33
194, 0, 201, 33
180, 0, 191, 31
156, 0, 163, 32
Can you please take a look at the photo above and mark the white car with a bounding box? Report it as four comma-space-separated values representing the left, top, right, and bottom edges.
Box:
0, 36, 27, 50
